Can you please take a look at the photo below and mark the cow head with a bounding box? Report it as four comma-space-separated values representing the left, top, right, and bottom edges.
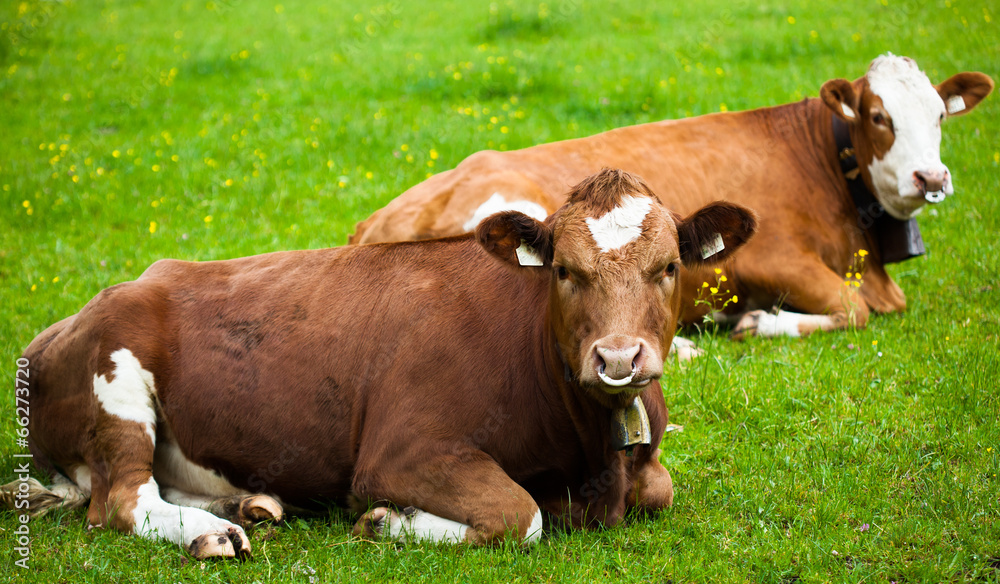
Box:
820, 54, 993, 219
477, 169, 757, 408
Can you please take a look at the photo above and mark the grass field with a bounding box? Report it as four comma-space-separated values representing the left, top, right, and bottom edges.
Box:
2, 0, 999, 581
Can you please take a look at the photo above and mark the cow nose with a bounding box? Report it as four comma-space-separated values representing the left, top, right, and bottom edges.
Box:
913, 170, 946, 195
594, 344, 642, 384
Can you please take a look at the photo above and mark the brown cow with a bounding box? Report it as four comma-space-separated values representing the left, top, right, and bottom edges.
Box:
350, 54, 993, 343
5, 170, 756, 558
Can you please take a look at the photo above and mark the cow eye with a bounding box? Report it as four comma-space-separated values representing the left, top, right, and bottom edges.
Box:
663, 263, 677, 279
557, 266, 570, 281
872, 113, 885, 125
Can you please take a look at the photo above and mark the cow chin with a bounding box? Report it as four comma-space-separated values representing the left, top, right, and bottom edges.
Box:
576, 368, 661, 409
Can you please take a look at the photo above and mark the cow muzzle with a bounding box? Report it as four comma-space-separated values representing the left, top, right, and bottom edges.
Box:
913, 169, 950, 203
588, 337, 658, 393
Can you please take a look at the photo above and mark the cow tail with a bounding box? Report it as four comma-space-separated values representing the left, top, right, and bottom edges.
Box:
0, 475, 89, 518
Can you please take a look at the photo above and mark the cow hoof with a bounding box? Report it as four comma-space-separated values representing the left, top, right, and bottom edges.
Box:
188, 526, 251, 560
353, 507, 391, 538
238, 495, 284, 526
731, 310, 764, 340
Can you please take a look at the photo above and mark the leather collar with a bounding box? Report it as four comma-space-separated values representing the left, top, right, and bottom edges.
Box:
831, 115, 926, 263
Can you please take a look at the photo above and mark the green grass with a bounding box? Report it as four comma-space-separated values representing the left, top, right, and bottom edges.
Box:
2, 0, 999, 581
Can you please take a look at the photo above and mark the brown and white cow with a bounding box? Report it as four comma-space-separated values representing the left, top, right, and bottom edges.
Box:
350, 55, 993, 343
6, 170, 756, 558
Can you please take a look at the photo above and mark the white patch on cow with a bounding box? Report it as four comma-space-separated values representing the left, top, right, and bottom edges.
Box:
462, 193, 549, 232
72, 466, 92, 494
386, 508, 470, 543
585, 196, 652, 253
946, 95, 965, 115
48, 468, 89, 501
700, 232, 725, 259
841, 102, 856, 119
92, 348, 157, 443
161, 487, 215, 509
153, 434, 245, 498
866, 54, 952, 219
132, 477, 245, 546
669, 336, 704, 360
753, 310, 835, 338
515, 240, 544, 266
525, 508, 543, 544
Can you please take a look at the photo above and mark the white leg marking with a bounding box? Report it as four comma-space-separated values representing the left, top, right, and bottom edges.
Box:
72, 466, 93, 494
585, 195, 652, 253
133, 478, 246, 547
45, 469, 90, 506
525, 509, 543, 544
161, 488, 215, 510
387, 508, 470, 543
462, 192, 549, 232
153, 433, 245, 498
92, 348, 157, 443
669, 336, 704, 360
754, 310, 835, 338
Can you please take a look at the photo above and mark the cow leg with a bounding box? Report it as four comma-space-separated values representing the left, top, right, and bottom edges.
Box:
627, 449, 674, 511
352, 451, 543, 545
92, 348, 250, 559
162, 489, 284, 527
732, 261, 870, 339
669, 336, 704, 360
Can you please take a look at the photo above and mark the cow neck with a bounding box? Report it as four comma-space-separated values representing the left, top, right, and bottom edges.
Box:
547, 346, 651, 454
830, 114, 926, 263
546, 331, 629, 477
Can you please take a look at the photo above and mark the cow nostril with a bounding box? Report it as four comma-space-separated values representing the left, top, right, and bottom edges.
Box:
914, 170, 944, 193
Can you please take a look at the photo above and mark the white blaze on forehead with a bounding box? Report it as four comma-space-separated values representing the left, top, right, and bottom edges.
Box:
866, 54, 952, 218
585, 195, 652, 253
93, 348, 157, 443
462, 192, 549, 232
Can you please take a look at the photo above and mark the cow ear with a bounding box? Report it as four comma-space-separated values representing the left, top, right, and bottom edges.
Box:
476, 211, 553, 268
675, 202, 757, 266
821, 78, 861, 123
936, 72, 994, 117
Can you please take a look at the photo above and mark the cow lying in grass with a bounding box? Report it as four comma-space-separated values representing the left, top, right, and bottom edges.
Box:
5, 169, 756, 558
350, 54, 993, 343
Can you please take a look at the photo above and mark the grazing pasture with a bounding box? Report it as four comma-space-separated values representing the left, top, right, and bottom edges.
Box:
1, 0, 998, 582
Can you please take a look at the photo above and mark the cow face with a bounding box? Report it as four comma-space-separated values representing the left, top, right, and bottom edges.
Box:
477, 169, 757, 408
821, 54, 994, 220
